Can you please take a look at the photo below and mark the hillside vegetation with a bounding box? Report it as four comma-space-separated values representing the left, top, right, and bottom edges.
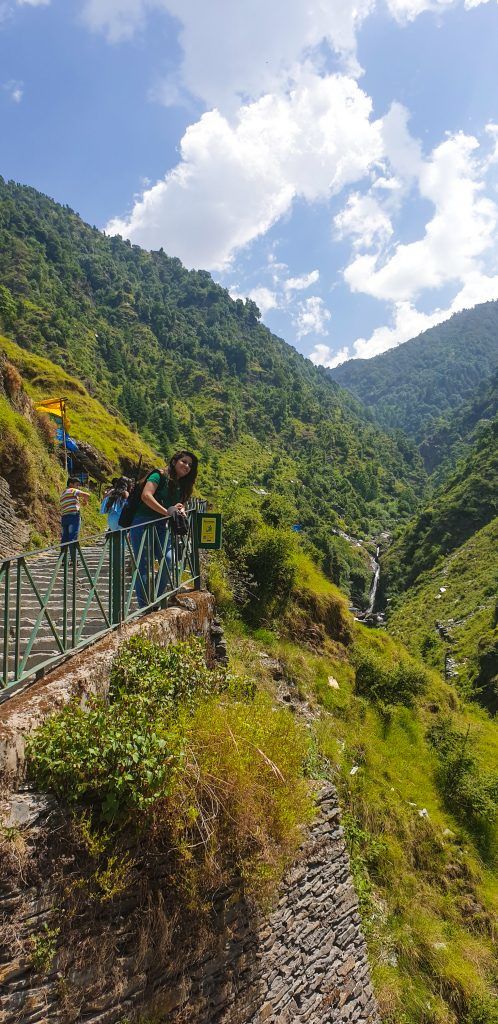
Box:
1, 176, 496, 1024
382, 416, 498, 592
0, 177, 423, 542
0, 334, 158, 545
381, 414, 497, 707
331, 303, 498, 442
387, 518, 498, 712
420, 369, 498, 477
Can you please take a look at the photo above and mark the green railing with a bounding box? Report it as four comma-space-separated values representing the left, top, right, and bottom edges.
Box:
0, 501, 206, 697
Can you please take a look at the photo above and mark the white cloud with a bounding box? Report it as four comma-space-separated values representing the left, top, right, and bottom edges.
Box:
81, 0, 376, 95
106, 72, 382, 269
3, 79, 23, 102
344, 131, 497, 302
283, 270, 320, 293
80, 0, 152, 42
294, 296, 331, 339
483, 122, 498, 169
310, 343, 349, 368
386, 0, 454, 21
16, 0, 50, 5
379, 101, 423, 184
148, 75, 188, 109
334, 193, 393, 249
247, 286, 278, 315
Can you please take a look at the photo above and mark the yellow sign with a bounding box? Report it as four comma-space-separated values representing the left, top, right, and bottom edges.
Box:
200, 517, 217, 545
197, 512, 222, 550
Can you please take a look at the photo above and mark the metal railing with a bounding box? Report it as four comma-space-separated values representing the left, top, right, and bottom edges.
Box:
0, 501, 206, 696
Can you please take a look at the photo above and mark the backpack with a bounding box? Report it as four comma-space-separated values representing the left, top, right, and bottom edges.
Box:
118, 469, 164, 528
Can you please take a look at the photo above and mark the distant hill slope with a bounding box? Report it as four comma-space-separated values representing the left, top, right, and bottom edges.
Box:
330, 303, 498, 442
382, 415, 498, 594
420, 368, 498, 477
387, 517, 498, 712
0, 177, 423, 538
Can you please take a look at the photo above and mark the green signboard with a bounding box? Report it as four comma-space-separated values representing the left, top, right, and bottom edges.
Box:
197, 512, 222, 550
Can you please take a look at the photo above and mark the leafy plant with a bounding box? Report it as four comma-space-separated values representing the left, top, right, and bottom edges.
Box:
27, 636, 312, 905
30, 923, 60, 974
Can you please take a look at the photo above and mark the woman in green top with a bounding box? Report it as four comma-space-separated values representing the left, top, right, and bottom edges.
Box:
130, 450, 198, 608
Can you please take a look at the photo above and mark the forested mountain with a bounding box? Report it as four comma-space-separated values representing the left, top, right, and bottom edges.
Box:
1, 180, 497, 1024
330, 303, 498, 442
382, 412, 498, 706
0, 177, 423, 539
420, 368, 498, 477
383, 416, 498, 592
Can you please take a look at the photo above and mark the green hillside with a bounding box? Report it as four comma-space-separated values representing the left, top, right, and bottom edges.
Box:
420, 368, 498, 478
0, 177, 496, 1024
330, 303, 498, 442
387, 518, 498, 712
382, 416, 498, 592
0, 335, 158, 545
0, 177, 423, 542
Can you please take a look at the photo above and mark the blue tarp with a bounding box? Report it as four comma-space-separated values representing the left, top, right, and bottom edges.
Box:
55, 428, 79, 453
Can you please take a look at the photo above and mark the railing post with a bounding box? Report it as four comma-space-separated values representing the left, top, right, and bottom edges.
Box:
109, 531, 123, 626
192, 511, 201, 591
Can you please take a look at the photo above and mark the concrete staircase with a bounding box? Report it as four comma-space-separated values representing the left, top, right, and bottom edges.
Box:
0, 540, 138, 688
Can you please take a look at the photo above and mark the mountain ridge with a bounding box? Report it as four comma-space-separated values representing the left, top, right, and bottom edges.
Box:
330, 302, 498, 443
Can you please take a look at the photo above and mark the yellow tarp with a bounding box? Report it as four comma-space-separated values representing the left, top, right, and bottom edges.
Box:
35, 398, 70, 430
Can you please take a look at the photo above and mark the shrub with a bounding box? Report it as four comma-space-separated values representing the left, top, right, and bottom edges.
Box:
2, 360, 23, 398
354, 651, 429, 708
260, 492, 298, 529
244, 525, 297, 623
427, 717, 498, 855
28, 636, 312, 904
28, 638, 227, 819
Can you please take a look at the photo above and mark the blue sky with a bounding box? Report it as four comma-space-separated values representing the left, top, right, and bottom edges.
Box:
2, 0, 498, 366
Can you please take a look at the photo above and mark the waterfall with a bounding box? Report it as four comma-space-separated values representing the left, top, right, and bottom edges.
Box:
365, 545, 380, 617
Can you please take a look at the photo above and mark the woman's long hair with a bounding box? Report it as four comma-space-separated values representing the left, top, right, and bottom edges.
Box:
167, 450, 198, 501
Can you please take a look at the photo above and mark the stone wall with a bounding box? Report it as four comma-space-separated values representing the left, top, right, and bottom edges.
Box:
0, 475, 30, 560
0, 785, 378, 1024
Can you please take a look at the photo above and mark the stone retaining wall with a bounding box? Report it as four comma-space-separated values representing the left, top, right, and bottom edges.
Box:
0, 475, 30, 560
0, 785, 378, 1024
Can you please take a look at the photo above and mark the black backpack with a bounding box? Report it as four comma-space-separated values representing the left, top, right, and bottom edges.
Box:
118, 469, 164, 528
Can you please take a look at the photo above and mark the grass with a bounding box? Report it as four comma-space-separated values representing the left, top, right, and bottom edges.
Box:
27, 636, 314, 907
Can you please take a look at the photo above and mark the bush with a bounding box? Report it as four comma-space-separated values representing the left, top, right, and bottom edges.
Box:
28, 636, 313, 903
260, 492, 298, 529
28, 638, 227, 819
427, 718, 498, 855
244, 525, 297, 623
354, 651, 429, 707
